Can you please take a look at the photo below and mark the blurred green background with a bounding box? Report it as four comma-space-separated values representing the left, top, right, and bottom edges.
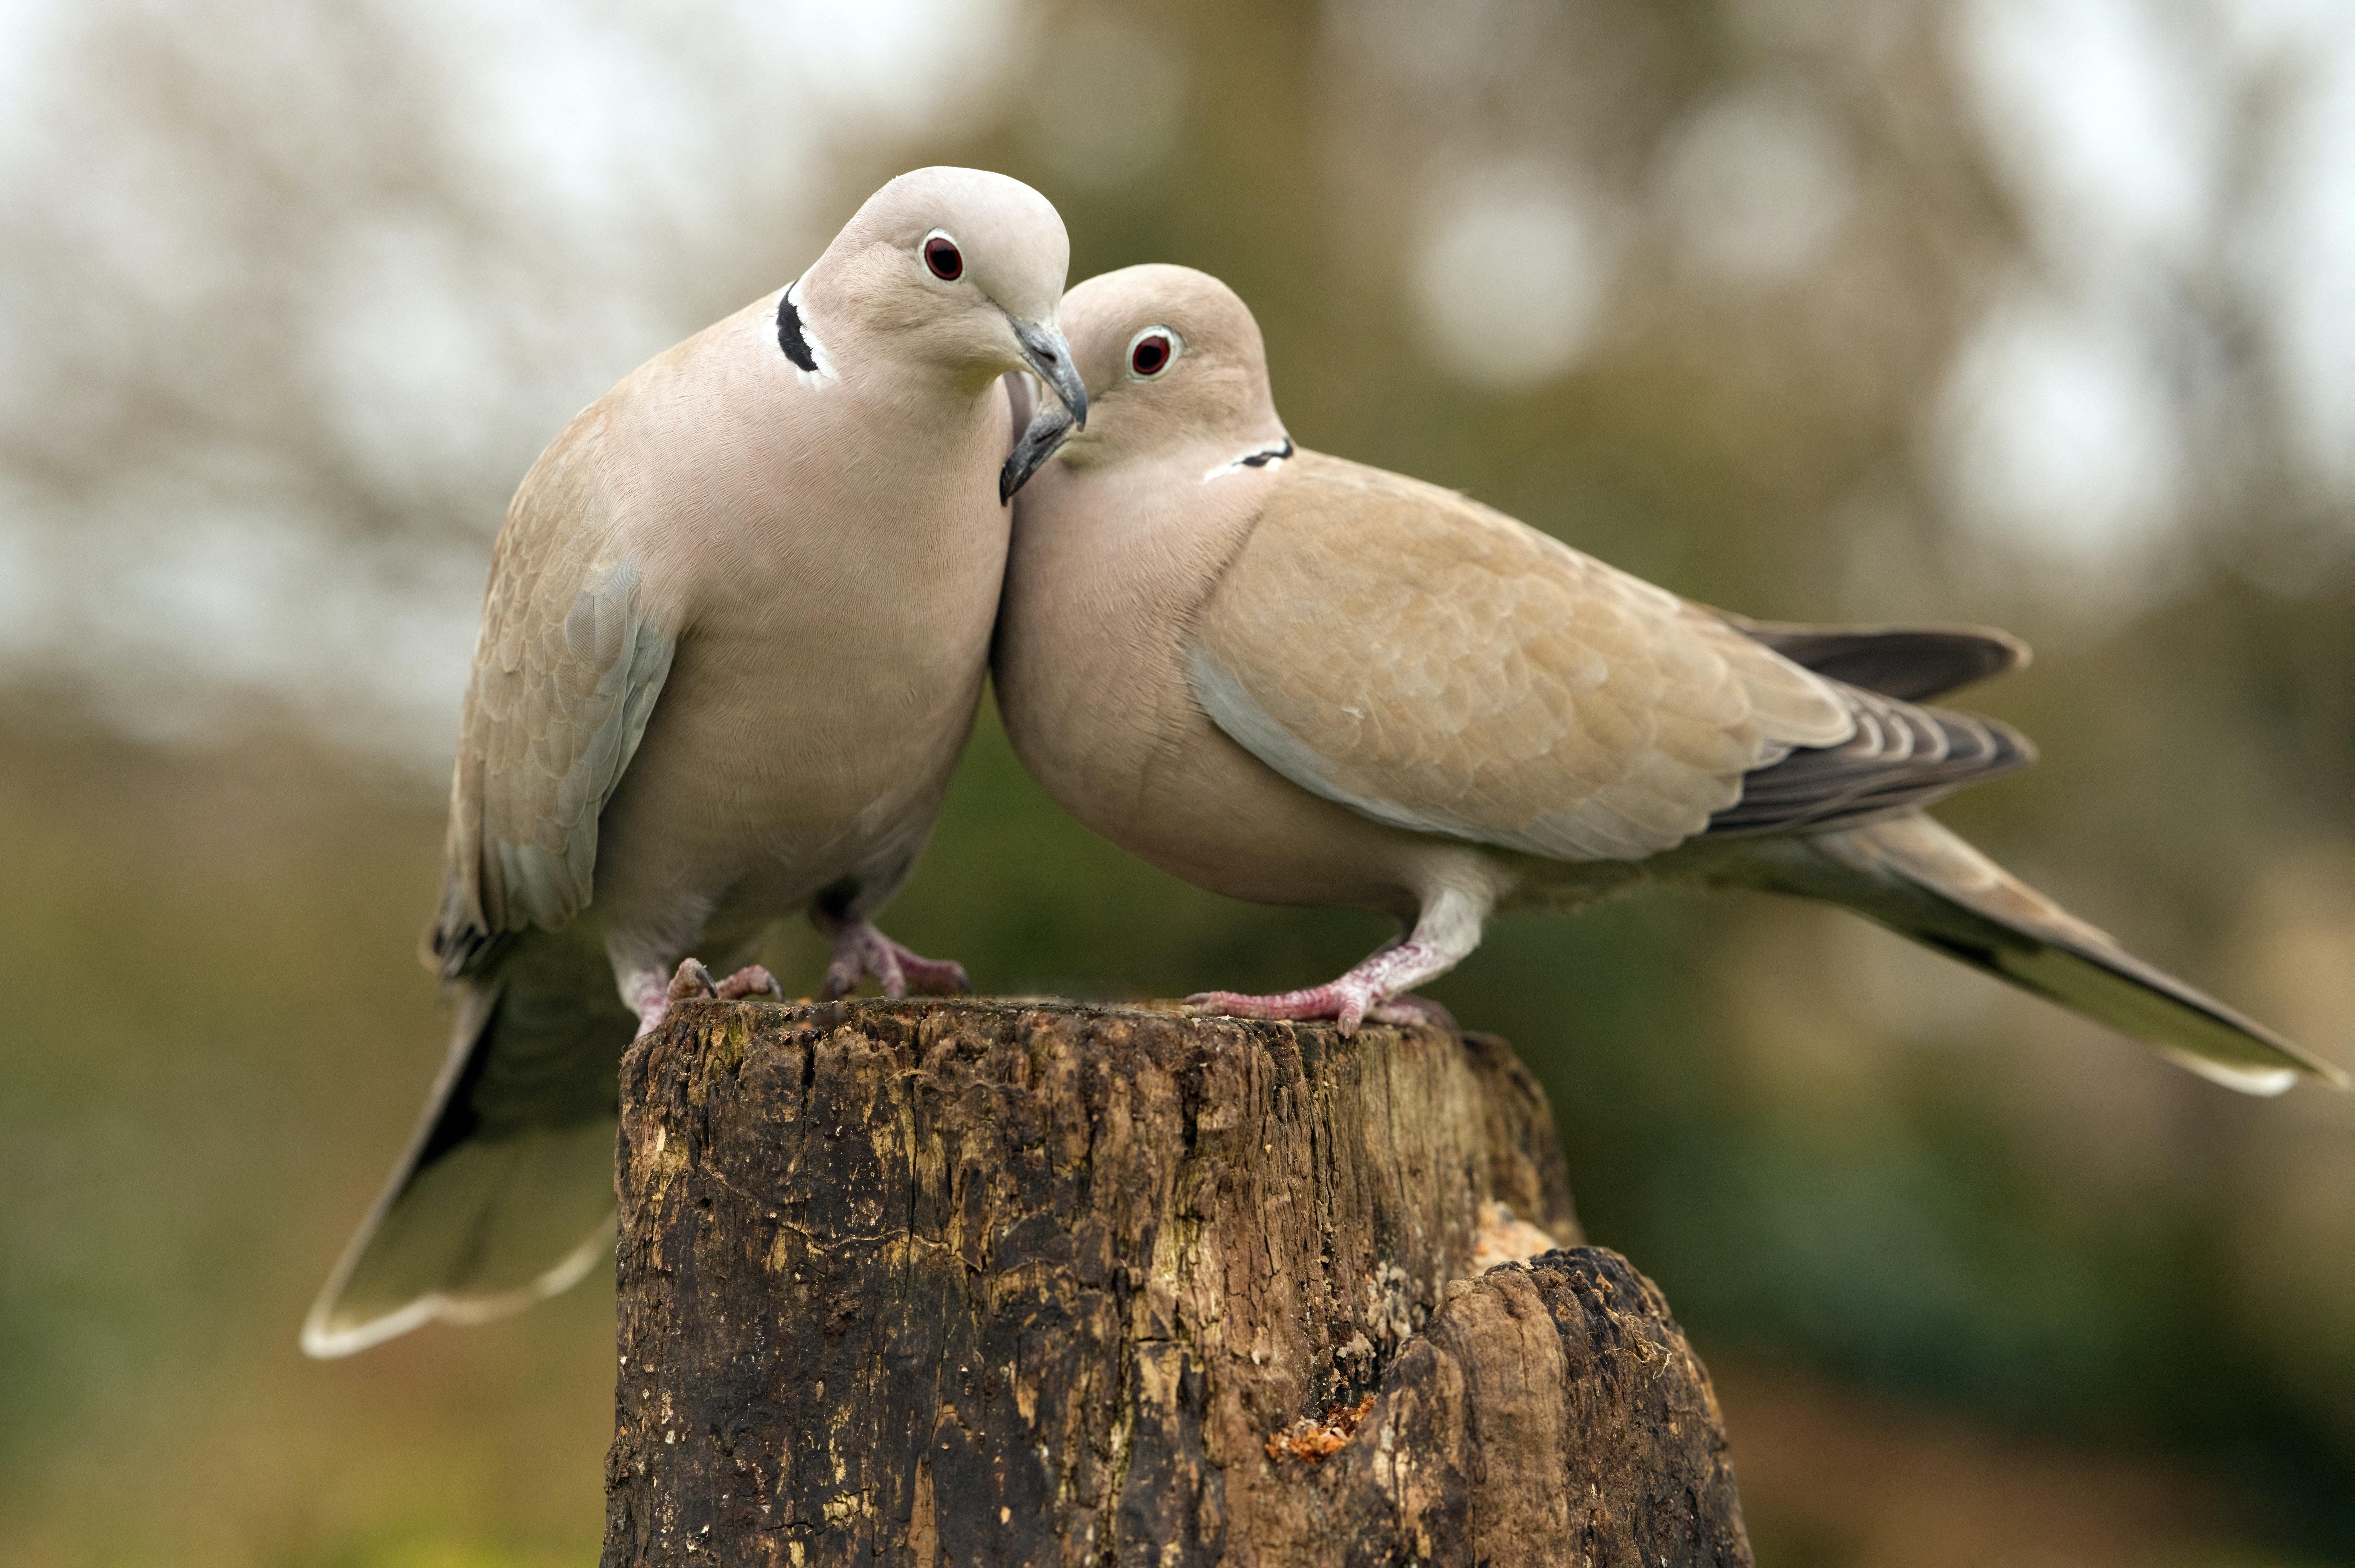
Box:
2, 0, 2352, 1563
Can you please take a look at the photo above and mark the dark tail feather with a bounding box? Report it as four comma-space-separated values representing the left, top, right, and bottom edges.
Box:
1741, 813, 2346, 1096
301, 930, 636, 1357
1727, 616, 2031, 702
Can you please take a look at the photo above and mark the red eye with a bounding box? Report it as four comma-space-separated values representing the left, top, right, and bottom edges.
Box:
1130, 331, 1172, 377
924, 236, 962, 280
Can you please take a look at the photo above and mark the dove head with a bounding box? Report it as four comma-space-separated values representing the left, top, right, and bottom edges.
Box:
1005, 266, 1283, 496
805, 167, 1085, 440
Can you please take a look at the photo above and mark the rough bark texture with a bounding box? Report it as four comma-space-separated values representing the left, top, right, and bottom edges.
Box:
603, 997, 1748, 1568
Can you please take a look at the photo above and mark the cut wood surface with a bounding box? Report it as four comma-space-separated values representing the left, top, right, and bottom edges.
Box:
602, 998, 1749, 1567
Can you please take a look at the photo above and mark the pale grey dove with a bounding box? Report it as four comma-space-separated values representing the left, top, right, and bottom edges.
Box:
301, 168, 1086, 1357
996, 264, 2345, 1098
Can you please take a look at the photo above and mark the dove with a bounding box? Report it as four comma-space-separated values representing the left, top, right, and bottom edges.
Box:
995, 264, 2344, 1098
300, 168, 1087, 1358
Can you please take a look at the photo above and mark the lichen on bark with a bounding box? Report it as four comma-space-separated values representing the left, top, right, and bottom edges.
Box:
601, 997, 1747, 1568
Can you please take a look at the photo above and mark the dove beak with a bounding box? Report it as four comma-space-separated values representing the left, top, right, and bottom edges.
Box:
1010, 317, 1087, 430
1001, 316, 1086, 503
1000, 399, 1080, 504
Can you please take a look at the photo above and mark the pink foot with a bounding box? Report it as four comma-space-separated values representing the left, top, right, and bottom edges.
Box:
1187, 940, 1466, 1038
713, 964, 784, 1001
1188, 892, 1486, 1038
821, 920, 970, 1000
633, 957, 716, 1038
1186, 980, 1384, 1035
1185, 984, 1452, 1036
1369, 992, 1456, 1030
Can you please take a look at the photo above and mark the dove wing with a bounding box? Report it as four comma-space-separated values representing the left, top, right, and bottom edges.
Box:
1721, 615, 2029, 702
1189, 452, 1854, 862
430, 427, 676, 978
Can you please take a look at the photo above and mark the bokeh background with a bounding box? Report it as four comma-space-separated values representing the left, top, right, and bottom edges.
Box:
3, 0, 2352, 1562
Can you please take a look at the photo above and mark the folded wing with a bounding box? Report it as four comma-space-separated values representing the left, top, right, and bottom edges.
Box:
430, 429, 675, 978
310, 422, 677, 1357
1190, 453, 1854, 862
1723, 616, 2029, 702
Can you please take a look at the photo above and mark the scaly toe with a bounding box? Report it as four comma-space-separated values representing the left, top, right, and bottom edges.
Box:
714, 964, 783, 1001
896, 954, 971, 995
821, 960, 861, 1001
666, 957, 717, 1003
1185, 987, 1369, 1028
1367, 993, 1455, 1030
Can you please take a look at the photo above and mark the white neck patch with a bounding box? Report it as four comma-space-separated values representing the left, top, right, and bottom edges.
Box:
1203, 436, 1293, 483
776, 276, 839, 389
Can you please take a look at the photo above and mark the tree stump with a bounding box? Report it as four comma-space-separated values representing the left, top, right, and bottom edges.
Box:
602, 998, 1749, 1567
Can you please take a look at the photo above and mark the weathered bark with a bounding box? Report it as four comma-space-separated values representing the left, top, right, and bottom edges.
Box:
603, 998, 1748, 1567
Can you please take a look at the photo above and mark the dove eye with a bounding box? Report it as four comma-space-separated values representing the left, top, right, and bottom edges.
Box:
923, 234, 963, 281
1128, 327, 1179, 380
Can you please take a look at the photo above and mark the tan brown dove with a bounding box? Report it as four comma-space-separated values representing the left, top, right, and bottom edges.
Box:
301, 168, 1086, 1357
996, 264, 2343, 1099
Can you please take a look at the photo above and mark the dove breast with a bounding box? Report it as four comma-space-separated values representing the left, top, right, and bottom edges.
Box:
455, 288, 1017, 972
999, 437, 1495, 922
1001, 440, 1861, 922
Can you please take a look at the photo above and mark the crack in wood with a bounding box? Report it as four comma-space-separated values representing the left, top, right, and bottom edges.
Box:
603, 998, 1748, 1567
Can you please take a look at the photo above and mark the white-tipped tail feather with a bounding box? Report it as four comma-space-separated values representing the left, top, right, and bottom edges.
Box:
302, 936, 638, 1357
301, 1119, 619, 1358
1745, 812, 2346, 1095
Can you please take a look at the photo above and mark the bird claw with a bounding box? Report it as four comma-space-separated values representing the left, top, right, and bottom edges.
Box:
1184, 932, 1464, 1039
635, 959, 788, 1038
821, 921, 971, 1000
1368, 993, 1455, 1030
665, 957, 717, 1003
1186, 984, 1453, 1039
1186, 981, 1378, 1037
821, 956, 870, 1000
893, 950, 973, 995
632, 957, 718, 1039
713, 964, 784, 1001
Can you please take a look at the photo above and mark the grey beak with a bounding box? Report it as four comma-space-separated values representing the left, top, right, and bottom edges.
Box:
1000, 401, 1079, 504
1001, 317, 1087, 503
1012, 318, 1087, 426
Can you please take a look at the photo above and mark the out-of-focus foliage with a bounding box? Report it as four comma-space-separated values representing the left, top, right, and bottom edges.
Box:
0, 709, 609, 1567
2, 0, 2351, 1563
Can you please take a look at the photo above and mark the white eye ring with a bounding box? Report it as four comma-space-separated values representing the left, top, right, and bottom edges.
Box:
921, 228, 963, 282
1125, 325, 1182, 381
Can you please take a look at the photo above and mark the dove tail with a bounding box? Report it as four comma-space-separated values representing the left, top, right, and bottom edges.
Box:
1740, 812, 2346, 1096
300, 931, 635, 1358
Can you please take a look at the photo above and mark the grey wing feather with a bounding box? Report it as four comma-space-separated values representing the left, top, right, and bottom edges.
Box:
431, 521, 675, 979
1706, 684, 2035, 838
1725, 616, 2030, 703
483, 558, 674, 933
315, 417, 676, 1357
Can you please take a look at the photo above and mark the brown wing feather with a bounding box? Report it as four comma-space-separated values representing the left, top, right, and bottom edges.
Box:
1191, 451, 1855, 863
429, 415, 675, 979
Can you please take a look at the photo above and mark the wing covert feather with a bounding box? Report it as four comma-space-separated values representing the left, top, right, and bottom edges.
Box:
1190, 454, 1851, 862
431, 429, 675, 978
